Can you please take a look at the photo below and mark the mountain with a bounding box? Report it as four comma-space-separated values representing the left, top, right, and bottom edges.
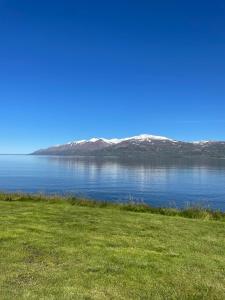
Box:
32, 134, 225, 159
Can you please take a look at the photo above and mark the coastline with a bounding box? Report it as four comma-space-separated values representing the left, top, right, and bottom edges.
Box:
1, 192, 225, 221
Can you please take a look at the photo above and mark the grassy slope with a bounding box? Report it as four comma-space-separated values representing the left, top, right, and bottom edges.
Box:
1, 197, 225, 299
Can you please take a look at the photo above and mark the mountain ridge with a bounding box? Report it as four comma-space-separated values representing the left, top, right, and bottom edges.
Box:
32, 134, 225, 159
66, 134, 176, 145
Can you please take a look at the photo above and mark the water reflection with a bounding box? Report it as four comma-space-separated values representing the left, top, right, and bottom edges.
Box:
0, 155, 225, 210
41, 155, 225, 169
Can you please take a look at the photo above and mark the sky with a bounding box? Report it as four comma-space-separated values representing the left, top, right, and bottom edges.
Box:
0, 0, 224, 154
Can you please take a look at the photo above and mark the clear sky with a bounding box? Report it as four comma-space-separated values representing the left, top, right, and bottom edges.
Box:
0, 0, 224, 153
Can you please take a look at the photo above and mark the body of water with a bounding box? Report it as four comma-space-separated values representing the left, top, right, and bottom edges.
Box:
0, 155, 225, 210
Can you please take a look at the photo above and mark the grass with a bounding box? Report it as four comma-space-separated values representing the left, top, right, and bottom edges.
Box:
0, 194, 225, 299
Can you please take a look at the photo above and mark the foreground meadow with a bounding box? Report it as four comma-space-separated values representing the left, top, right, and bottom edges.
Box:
0, 195, 225, 299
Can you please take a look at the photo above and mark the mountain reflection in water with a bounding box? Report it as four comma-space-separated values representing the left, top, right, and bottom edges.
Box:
0, 155, 225, 210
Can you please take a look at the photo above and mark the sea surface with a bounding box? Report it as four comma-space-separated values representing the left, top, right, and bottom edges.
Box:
0, 155, 225, 210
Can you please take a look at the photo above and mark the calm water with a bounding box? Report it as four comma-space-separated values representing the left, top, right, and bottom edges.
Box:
0, 155, 225, 210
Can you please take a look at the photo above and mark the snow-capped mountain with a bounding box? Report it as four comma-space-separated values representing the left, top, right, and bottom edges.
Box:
67, 134, 175, 145
32, 134, 225, 159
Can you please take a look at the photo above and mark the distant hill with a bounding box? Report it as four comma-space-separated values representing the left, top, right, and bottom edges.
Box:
32, 134, 225, 159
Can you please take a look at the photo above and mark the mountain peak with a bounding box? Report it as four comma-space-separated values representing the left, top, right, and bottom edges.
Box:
68, 134, 175, 145
126, 134, 175, 142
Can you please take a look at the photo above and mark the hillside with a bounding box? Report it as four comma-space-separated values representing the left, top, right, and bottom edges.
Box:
32, 134, 225, 159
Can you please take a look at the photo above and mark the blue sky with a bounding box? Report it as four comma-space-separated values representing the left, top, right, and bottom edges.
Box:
0, 0, 225, 153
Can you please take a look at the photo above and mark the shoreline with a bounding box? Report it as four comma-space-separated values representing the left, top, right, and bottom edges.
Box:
1, 192, 225, 222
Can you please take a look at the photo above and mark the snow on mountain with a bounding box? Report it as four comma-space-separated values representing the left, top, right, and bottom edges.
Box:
192, 141, 210, 145
123, 134, 176, 142
67, 134, 175, 146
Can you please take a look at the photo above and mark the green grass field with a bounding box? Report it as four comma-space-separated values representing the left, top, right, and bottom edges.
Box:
1, 194, 225, 299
